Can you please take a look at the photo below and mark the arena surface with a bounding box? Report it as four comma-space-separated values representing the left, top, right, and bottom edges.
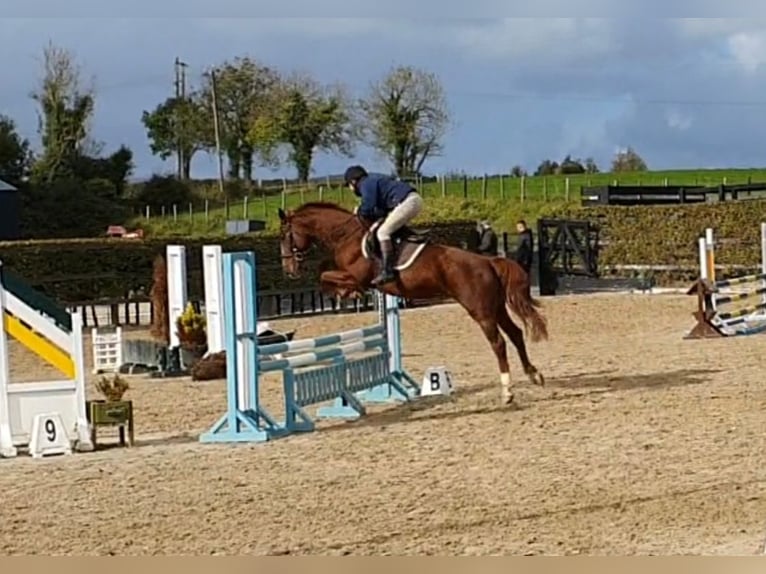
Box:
1, 292, 765, 556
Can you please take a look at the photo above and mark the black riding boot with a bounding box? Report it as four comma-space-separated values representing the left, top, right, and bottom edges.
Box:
372, 239, 396, 286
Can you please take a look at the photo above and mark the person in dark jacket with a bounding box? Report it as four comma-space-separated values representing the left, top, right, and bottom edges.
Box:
344, 165, 424, 286
514, 220, 534, 275
476, 220, 498, 256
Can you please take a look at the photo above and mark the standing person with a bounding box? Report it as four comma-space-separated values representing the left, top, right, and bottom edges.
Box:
344, 165, 425, 286
476, 220, 498, 256
514, 220, 534, 295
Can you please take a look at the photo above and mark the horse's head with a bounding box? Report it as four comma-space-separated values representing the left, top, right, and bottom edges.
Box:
278, 202, 369, 278
278, 207, 314, 279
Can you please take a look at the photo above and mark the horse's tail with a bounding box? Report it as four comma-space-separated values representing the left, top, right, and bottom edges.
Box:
489, 257, 549, 343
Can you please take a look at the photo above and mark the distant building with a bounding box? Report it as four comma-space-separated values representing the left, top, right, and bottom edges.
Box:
0, 179, 20, 241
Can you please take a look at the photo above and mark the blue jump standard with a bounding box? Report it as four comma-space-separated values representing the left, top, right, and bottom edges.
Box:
199, 250, 420, 445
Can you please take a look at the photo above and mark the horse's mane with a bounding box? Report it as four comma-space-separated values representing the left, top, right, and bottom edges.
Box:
292, 201, 352, 215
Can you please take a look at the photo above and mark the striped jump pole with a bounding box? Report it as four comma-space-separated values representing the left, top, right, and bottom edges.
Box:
687, 222, 766, 339
199, 251, 420, 445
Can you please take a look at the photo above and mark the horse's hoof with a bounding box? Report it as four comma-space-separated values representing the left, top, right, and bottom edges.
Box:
528, 370, 545, 387
502, 392, 514, 405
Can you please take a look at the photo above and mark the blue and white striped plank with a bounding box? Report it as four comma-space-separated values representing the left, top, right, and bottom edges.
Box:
735, 322, 766, 336
259, 337, 388, 373
251, 324, 385, 355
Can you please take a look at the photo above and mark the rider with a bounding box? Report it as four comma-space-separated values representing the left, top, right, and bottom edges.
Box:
344, 165, 424, 286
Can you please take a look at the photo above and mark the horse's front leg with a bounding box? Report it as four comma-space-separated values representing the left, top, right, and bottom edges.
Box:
319, 270, 367, 300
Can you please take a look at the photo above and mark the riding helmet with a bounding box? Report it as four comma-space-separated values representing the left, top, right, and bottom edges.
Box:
344, 165, 368, 186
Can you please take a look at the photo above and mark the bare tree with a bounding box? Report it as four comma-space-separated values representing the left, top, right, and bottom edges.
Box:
359, 65, 450, 178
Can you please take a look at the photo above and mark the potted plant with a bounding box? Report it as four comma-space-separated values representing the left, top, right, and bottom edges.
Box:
175, 302, 207, 369
86, 374, 134, 448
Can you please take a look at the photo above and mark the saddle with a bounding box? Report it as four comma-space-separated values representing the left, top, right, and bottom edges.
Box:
361, 222, 431, 273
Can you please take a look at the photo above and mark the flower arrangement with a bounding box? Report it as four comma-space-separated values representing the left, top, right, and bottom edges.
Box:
175, 302, 207, 348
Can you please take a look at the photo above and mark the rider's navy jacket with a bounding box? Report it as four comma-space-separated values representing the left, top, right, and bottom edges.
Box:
355, 174, 414, 220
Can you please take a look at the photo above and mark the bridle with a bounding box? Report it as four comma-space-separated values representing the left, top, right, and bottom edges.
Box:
279, 211, 371, 266
279, 222, 308, 264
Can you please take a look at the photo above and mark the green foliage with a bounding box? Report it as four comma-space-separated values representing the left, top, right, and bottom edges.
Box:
20, 177, 133, 239
359, 65, 449, 178
0, 115, 32, 185
547, 198, 766, 283
130, 174, 193, 212
0, 222, 477, 304
141, 94, 212, 179
30, 42, 96, 183
202, 56, 282, 180
612, 146, 648, 172
176, 302, 207, 347
535, 159, 559, 176
69, 145, 134, 197
260, 75, 357, 182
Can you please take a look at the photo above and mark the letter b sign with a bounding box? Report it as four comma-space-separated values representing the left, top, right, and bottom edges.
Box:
420, 366, 454, 397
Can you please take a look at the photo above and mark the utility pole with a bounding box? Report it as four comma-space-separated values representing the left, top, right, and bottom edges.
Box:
209, 69, 226, 199
174, 57, 188, 179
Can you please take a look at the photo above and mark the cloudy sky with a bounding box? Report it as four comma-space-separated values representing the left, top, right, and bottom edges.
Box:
3, 13, 766, 180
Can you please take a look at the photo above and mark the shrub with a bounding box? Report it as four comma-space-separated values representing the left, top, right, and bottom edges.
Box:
131, 174, 192, 212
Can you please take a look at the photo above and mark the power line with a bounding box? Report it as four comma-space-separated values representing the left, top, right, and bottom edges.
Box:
2, 56, 766, 111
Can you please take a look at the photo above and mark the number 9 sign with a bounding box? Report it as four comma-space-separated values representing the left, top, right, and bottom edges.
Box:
29, 413, 72, 458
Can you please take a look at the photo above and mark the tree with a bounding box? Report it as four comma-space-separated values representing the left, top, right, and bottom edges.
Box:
141, 93, 212, 180
535, 159, 559, 176
71, 144, 134, 197
254, 74, 357, 182
611, 146, 647, 172
29, 42, 95, 182
201, 56, 281, 181
558, 154, 585, 174
584, 157, 599, 174
511, 165, 527, 177
0, 115, 32, 185
359, 65, 450, 178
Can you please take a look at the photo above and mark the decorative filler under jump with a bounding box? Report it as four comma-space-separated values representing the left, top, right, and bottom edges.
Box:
685, 222, 766, 339
199, 251, 421, 444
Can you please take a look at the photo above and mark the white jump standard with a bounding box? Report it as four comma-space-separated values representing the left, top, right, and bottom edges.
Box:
199, 251, 420, 444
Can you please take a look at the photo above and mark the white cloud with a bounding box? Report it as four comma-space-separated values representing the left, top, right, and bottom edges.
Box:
665, 108, 693, 131
727, 31, 766, 73
453, 18, 614, 63
675, 18, 757, 39
196, 17, 388, 38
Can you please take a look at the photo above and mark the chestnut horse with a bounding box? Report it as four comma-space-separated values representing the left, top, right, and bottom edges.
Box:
277, 202, 548, 405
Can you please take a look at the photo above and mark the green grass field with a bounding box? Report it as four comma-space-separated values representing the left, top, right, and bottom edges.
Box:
132, 167, 766, 239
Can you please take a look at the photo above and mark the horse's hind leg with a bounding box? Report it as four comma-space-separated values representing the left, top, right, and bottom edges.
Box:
497, 306, 545, 387
472, 317, 514, 405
